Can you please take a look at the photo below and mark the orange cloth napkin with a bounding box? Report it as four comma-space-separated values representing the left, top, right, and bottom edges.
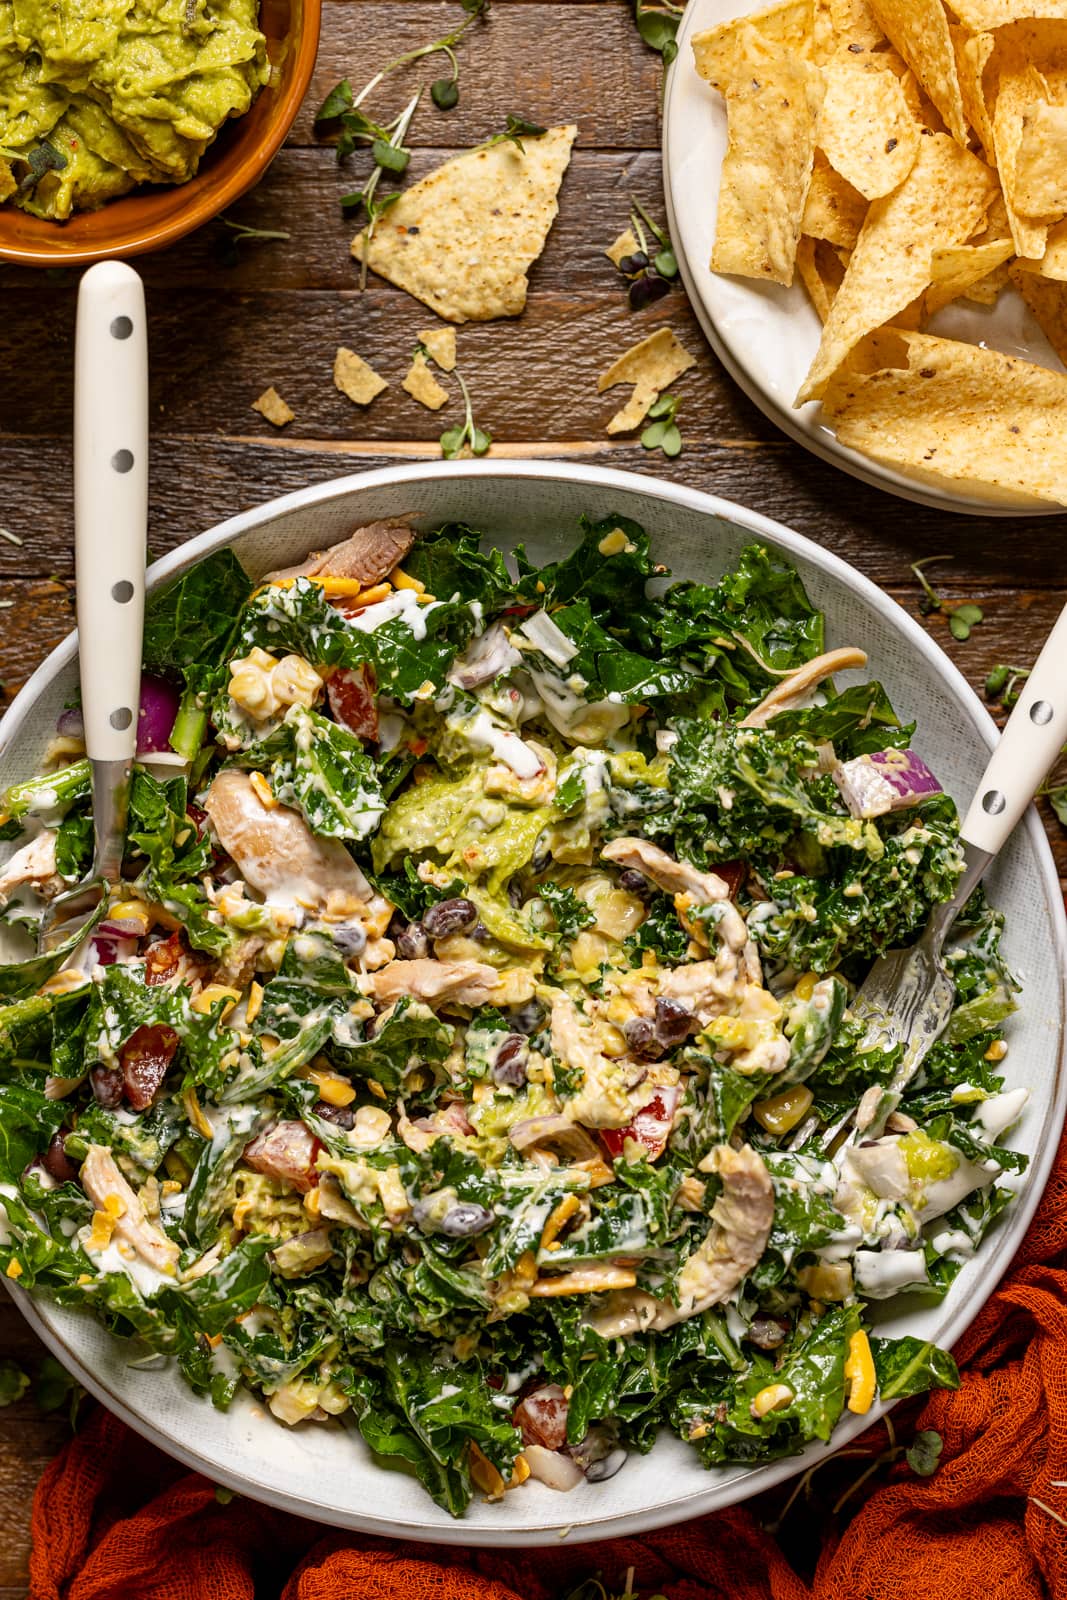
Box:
29, 1127, 1067, 1600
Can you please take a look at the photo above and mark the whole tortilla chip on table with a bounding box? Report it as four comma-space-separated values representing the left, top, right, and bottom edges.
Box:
796, 131, 997, 402
820, 327, 1067, 504
867, 0, 971, 143
817, 56, 922, 199
598, 327, 696, 433
351, 126, 577, 323
705, 27, 825, 285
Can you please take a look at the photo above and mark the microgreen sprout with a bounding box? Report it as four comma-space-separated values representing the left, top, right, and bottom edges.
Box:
631, 0, 685, 64
440, 370, 491, 458
316, 0, 488, 136
484, 114, 548, 153
765, 1415, 945, 1534
338, 91, 420, 288
563, 1570, 667, 1600
640, 394, 682, 458
910, 555, 984, 640
216, 218, 291, 268
616, 199, 678, 307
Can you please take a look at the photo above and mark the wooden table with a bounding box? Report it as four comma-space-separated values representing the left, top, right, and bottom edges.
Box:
0, 1, 1065, 1589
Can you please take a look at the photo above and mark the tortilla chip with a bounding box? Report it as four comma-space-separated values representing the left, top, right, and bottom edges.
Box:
867, 0, 970, 144
797, 132, 997, 401
417, 327, 457, 371
606, 228, 640, 268
944, 0, 1067, 28
1017, 214, 1067, 278
926, 238, 1015, 311
818, 57, 922, 199
352, 125, 577, 323
1009, 261, 1067, 362
827, 0, 886, 51
796, 234, 847, 318
402, 352, 450, 411
952, 27, 996, 158
991, 47, 1054, 256
821, 327, 1067, 504
711, 29, 825, 284
802, 151, 869, 247
598, 328, 696, 434
693, 0, 813, 85
333, 348, 388, 406
251, 387, 294, 427
1012, 101, 1067, 215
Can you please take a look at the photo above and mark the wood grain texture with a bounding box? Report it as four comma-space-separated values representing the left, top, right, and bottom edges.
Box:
0, 0, 1065, 1590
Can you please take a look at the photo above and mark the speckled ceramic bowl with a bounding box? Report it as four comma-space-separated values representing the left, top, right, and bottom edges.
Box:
1, 461, 1063, 1545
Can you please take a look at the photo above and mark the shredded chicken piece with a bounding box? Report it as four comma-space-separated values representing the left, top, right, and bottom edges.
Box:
550, 991, 634, 1130
602, 837, 750, 952
366, 958, 499, 1007
0, 830, 62, 906
203, 771, 377, 915
658, 951, 749, 1025
586, 1144, 773, 1337
265, 520, 416, 585
739, 648, 868, 729
80, 1145, 179, 1275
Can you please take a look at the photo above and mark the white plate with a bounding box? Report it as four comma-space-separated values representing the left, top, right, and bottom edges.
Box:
662, 0, 1066, 516
2, 460, 1064, 1545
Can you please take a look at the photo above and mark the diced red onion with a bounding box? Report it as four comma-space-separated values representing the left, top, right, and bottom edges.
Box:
98, 916, 146, 938
137, 674, 180, 754
56, 706, 84, 739
89, 935, 139, 967
834, 749, 943, 819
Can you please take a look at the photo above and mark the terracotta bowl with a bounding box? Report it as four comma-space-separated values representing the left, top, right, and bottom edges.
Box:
0, 0, 320, 267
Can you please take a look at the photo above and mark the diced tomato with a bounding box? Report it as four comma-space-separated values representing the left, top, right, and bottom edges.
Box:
600, 1086, 681, 1162
513, 1384, 569, 1450
713, 860, 746, 898
144, 931, 184, 986
328, 664, 379, 742
243, 1121, 322, 1193
120, 1023, 180, 1111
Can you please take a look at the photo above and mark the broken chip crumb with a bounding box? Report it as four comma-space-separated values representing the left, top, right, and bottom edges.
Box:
403, 352, 450, 411
597, 327, 696, 434
417, 327, 457, 371
606, 228, 640, 268
333, 348, 388, 406
251, 387, 294, 427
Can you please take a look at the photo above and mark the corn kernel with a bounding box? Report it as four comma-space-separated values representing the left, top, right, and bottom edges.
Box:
753, 1084, 814, 1136
844, 1329, 876, 1414
794, 971, 819, 1002
469, 1441, 507, 1500
191, 984, 242, 1018
244, 981, 264, 1025
103, 1193, 127, 1221
77, 1273, 92, 1286
109, 898, 151, 934
389, 566, 425, 593
353, 583, 392, 607
797, 1261, 853, 1301
985, 1040, 1008, 1062
161, 1179, 181, 1197
751, 1383, 794, 1419
5, 1259, 23, 1279
304, 1187, 322, 1220
308, 1069, 356, 1108
87, 1212, 115, 1251
182, 1086, 215, 1140
598, 527, 629, 556
249, 771, 276, 809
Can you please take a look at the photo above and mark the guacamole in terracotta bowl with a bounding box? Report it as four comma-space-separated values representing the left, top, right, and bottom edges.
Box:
0, 0, 268, 219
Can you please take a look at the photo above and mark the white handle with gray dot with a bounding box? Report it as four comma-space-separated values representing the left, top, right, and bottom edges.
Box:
74, 261, 147, 764
960, 598, 1067, 857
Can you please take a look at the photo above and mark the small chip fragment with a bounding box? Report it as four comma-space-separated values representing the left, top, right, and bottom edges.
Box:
333, 348, 388, 407
402, 351, 450, 411
417, 327, 457, 372
606, 228, 640, 268
597, 328, 696, 434
251, 387, 294, 427
802, 152, 869, 249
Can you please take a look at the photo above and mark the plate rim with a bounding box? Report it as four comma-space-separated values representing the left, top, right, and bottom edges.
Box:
3, 458, 1064, 1546
660, 0, 1065, 519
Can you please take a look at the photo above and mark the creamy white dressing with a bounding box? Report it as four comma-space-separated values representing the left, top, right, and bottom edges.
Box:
976, 1088, 1029, 1142
346, 588, 438, 640
81, 1232, 174, 1297
853, 1249, 929, 1298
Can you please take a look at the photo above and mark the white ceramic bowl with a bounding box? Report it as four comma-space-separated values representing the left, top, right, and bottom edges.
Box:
2, 461, 1064, 1546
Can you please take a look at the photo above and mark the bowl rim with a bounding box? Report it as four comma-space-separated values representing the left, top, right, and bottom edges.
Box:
2, 459, 1064, 1545
0, 0, 321, 268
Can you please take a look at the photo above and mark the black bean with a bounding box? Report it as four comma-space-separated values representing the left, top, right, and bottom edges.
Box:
423, 897, 478, 939
439, 1202, 495, 1237
42, 1131, 77, 1183
529, 837, 551, 874
623, 1017, 664, 1061
492, 1034, 528, 1088
654, 997, 696, 1048
314, 1100, 355, 1129
394, 921, 429, 960
470, 921, 491, 943
618, 868, 650, 896
90, 1066, 124, 1109
585, 1447, 628, 1482
509, 1000, 545, 1037
331, 921, 367, 957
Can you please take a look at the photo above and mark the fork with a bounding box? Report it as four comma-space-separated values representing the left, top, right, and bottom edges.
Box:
815, 597, 1067, 1148
38, 262, 148, 953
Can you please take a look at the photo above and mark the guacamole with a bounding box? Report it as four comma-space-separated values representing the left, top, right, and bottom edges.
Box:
0, 0, 268, 219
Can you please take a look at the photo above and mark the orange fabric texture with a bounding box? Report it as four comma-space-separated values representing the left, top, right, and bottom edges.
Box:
28, 1127, 1067, 1600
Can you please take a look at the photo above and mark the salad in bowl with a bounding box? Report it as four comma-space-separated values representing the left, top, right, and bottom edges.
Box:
0, 513, 1027, 1515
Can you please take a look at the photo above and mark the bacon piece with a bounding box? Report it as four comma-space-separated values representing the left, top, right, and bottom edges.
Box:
243, 1121, 320, 1193
328, 664, 379, 742
514, 1384, 569, 1451
145, 932, 184, 986
120, 1024, 180, 1111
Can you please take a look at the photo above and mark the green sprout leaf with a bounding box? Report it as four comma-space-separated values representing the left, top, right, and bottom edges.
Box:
905, 1429, 944, 1477
431, 77, 460, 109
0, 1360, 29, 1407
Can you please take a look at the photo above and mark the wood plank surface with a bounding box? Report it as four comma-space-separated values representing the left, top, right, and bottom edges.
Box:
0, 0, 1065, 1589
